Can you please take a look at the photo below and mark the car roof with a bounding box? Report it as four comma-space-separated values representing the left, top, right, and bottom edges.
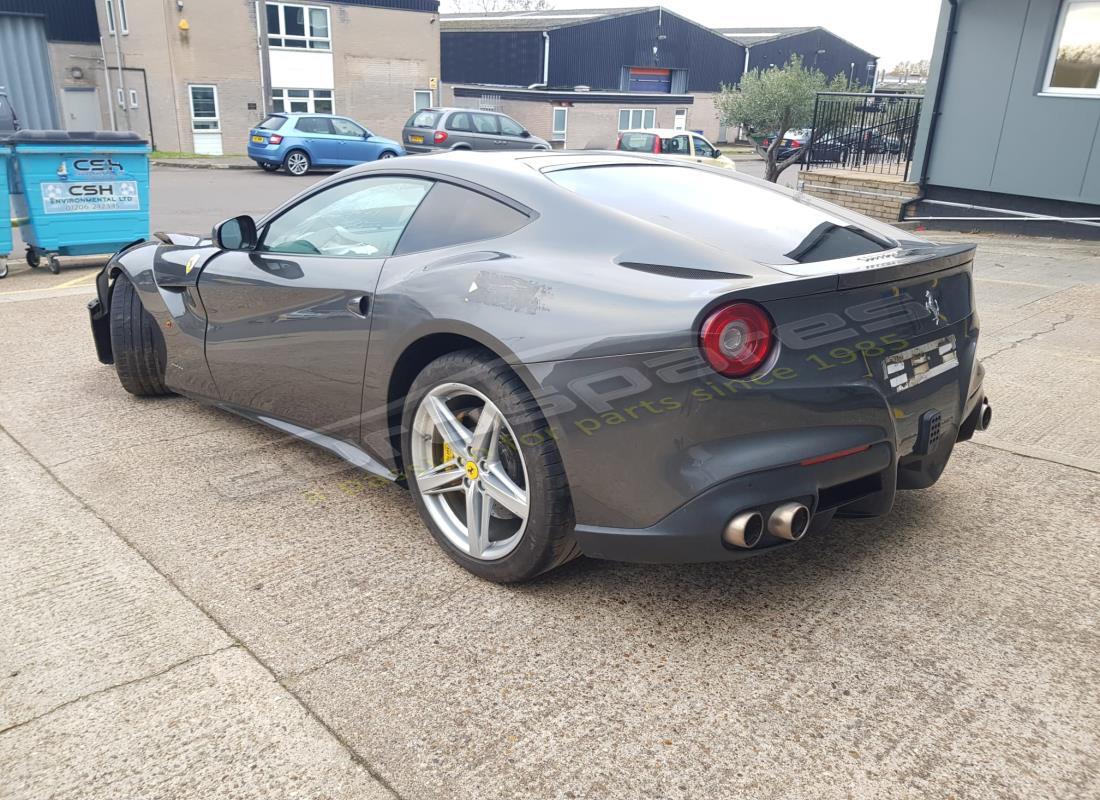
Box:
620, 128, 705, 138
418, 107, 507, 116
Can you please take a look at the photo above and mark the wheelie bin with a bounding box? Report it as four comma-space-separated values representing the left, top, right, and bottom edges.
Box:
10, 130, 150, 274
0, 139, 11, 279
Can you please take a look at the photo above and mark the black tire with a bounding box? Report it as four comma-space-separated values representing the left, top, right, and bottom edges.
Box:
109, 274, 171, 397
260, 162, 280, 173
47, 255, 61, 275
401, 348, 580, 582
0, 259, 8, 279
26, 249, 40, 269
283, 149, 311, 176
377, 151, 397, 160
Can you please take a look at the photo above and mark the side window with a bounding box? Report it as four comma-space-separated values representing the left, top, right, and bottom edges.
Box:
662, 135, 690, 155
331, 118, 365, 137
499, 115, 524, 136
295, 117, 332, 134
396, 182, 529, 254
692, 137, 715, 157
260, 177, 432, 258
448, 112, 472, 131
472, 113, 500, 134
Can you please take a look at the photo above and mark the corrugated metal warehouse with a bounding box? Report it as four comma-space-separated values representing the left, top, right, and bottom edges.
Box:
440, 7, 878, 147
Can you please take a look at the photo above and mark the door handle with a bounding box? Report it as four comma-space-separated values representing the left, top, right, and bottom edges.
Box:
347, 295, 370, 317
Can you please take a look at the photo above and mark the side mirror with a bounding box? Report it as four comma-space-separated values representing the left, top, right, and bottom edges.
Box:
213, 215, 258, 251
363, 130, 373, 139
520, 130, 531, 138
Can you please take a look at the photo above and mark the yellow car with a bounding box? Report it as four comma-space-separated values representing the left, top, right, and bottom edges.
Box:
615, 128, 736, 170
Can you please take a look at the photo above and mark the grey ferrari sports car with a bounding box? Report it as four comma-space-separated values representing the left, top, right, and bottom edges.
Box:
88, 151, 991, 582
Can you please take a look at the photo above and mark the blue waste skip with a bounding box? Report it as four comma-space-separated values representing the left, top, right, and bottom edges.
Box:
10, 130, 150, 273
0, 139, 11, 278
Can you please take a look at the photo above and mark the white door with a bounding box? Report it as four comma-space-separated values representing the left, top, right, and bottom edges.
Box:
61, 88, 101, 130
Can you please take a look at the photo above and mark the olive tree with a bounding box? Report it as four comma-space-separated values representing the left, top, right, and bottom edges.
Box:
717, 56, 849, 182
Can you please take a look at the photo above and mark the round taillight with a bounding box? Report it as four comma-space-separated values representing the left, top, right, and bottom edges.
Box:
434, 131, 449, 144
699, 302, 774, 378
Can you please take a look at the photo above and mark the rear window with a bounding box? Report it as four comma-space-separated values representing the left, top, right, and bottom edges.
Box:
546, 164, 893, 265
407, 110, 442, 129
617, 133, 656, 153
258, 115, 286, 131
396, 182, 529, 254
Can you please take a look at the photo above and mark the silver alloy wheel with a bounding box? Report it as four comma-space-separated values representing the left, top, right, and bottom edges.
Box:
411, 383, 530, 561
379, 152, 395, 159
286, 152, 309, 175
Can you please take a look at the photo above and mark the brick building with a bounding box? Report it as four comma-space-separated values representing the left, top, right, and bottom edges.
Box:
0, 0, 440, 154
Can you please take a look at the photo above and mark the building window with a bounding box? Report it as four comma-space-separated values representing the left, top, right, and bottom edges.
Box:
618, 108, 656, 131
104, 0, 127, 35
413, 90, 433, 111
272, 88, 333, 114
551, 107, 568, 142
266, 3, 331, 50
1044, 0, 1100, 94
189, 85, 220, 132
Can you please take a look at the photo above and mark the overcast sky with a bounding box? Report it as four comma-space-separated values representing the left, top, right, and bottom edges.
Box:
441, 1, 943, 69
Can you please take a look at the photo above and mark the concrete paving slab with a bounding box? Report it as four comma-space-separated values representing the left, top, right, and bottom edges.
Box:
0, 428, 230, 730
50, 424, 475, 679
0, 647, 395, 800
289, 446, 1100, 800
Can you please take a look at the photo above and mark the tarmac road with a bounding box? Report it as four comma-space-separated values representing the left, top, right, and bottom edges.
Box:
1, 166, 1098, 800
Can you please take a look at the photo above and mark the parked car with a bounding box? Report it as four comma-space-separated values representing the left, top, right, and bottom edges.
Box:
88, 151, 990, 583
759, 129, 846, 164
402, 107, 551, 153
247, 113, 405, 175
616, 128, 736, 170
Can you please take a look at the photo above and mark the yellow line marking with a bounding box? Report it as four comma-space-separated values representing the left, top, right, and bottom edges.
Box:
54, 271, 100, 289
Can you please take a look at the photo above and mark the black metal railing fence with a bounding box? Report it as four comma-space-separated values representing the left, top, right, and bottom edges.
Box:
803, 92, 924, 180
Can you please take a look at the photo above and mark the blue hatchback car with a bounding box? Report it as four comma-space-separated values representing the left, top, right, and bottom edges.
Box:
247, 113, 405, 176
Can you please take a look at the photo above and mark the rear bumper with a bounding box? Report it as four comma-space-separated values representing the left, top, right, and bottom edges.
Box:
247, 143, 283, 164
573, 373, 988, 564
575, 440, 895, 563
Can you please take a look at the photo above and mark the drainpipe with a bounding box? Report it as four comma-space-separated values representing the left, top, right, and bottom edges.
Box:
542, 31, 550, 86
99, 36, 117, 131
904, 0, 960, 220
743, 46, 750, 79
110, 14, 130, 131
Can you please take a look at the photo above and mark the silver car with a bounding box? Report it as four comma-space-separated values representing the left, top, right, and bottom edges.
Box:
402, 107, 551, 153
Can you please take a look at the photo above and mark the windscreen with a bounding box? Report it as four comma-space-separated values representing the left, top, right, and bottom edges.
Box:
546, 164, 894, 265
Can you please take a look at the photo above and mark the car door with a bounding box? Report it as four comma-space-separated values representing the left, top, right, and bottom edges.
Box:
198, 175, 434, 442
469, 112, 503, 150
496, 113, 531, 149
331, 116, 378, 165
295, 116, 339, 165
662, 134, 691, 162
691, 135, 717, 164
443, 111, 479, 150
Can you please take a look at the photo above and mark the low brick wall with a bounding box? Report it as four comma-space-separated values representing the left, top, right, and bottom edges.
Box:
798, 169, 919, 223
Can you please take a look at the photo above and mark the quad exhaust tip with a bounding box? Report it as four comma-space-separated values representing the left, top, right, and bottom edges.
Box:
977, 401, 993, 432
723, 510, 764, 549
768, 503, 811, 541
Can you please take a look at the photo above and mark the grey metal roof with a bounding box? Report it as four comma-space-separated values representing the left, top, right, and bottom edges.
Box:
440, 6, 653, 32
714, 27, 816, 47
